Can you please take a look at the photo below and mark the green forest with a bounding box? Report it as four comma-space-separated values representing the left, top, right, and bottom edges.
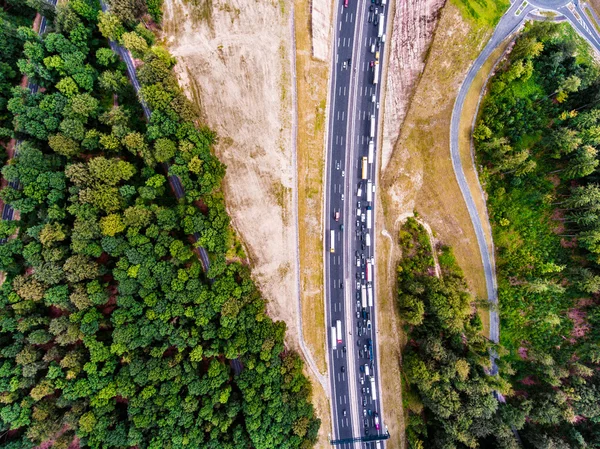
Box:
401, 21, 600, 449
0, 0, 320, 447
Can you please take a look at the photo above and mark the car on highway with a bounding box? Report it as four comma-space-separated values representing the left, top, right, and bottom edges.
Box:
369, 60, 374, 68
342, 61, 347, 70
374, 412, 380, 430
341, 366, 345, 372
336, 161, 340, 169
334, 210, 340, 221
369, 4, 374, 11
343, 345, 346, 353
343, 409, 347, 417
367, 320, 372, 330
356, 311, 360, 319
341, 194, 344, 201
363, 397, 367, 406
357, 201, 361, 208
342, 170, 345, 177
364, 418, 368, 428
363, 409, 367, 417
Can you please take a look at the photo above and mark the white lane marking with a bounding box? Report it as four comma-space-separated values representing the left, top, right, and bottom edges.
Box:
343, 86, 347, 96
339, 21, 342, 31
350, 13, 353, 22
345, 12, 348, 23
342, 111, 345, 121
340, 136, 344, 145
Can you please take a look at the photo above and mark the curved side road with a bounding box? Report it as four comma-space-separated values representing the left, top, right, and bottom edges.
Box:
449, 0, 531, 350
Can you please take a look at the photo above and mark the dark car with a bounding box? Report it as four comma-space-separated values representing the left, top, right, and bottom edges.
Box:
369, 4, 374, 11
341, 366, 345, 372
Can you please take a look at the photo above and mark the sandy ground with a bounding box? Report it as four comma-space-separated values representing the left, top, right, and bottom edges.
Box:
162, 0, 301, 345
381, 0, 446, 170
312, 0, 332, 61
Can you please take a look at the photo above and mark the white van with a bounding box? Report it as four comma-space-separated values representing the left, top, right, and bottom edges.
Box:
370, 43, 375, 54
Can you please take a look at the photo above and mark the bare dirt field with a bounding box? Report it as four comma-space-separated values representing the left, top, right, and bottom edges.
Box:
162, 0, 299, 350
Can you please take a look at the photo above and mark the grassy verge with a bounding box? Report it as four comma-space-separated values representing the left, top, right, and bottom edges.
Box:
585, 6, 600, 33
293, 0, 328, 380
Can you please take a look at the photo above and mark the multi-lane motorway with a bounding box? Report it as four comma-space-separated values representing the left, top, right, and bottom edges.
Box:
325, 0, 388, 447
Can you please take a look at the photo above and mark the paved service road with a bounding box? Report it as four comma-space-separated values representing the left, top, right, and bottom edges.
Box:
450, 0, 600, 369
325, 0, 388, 446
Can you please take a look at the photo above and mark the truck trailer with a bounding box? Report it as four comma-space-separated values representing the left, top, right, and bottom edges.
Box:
330, 230, 335, 253
366, 233, 371, 247
331, 327, 337, 349
373, 63, 379, 85
368, 140, 374, 164
361, 284, 367, 308
366, 181, 373, 202
366, 206, 372, 230
377, 14, 384, 37
336, 320, 342, 344
370, 376, 377, 400
368, 285, 373, 307
370, 115, 375, 138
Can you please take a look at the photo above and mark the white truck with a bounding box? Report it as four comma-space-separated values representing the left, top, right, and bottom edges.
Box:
370, 115, 375, 138
370, 376, 377, 400
330, 230, 335, 253
373, 63, 379, 85
361, 284, 367, 308
336, 320, 342, 344
368, 285, 373, 307
367, 181, 373, 203
366, 206, 372, 230
366, 263, 372, 283
364, 364, 370, 376
366, 233, 371, 247
368, 140, 374, 164
331, 327, 337, 349
377, 14, 384, 37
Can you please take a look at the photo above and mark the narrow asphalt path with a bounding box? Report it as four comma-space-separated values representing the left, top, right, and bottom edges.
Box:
449, 0, 531, 351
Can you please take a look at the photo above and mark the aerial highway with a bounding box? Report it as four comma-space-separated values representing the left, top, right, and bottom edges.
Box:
325, 0, 388, 447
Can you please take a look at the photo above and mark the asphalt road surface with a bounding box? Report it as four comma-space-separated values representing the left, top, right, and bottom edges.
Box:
325, 0, 388, 446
